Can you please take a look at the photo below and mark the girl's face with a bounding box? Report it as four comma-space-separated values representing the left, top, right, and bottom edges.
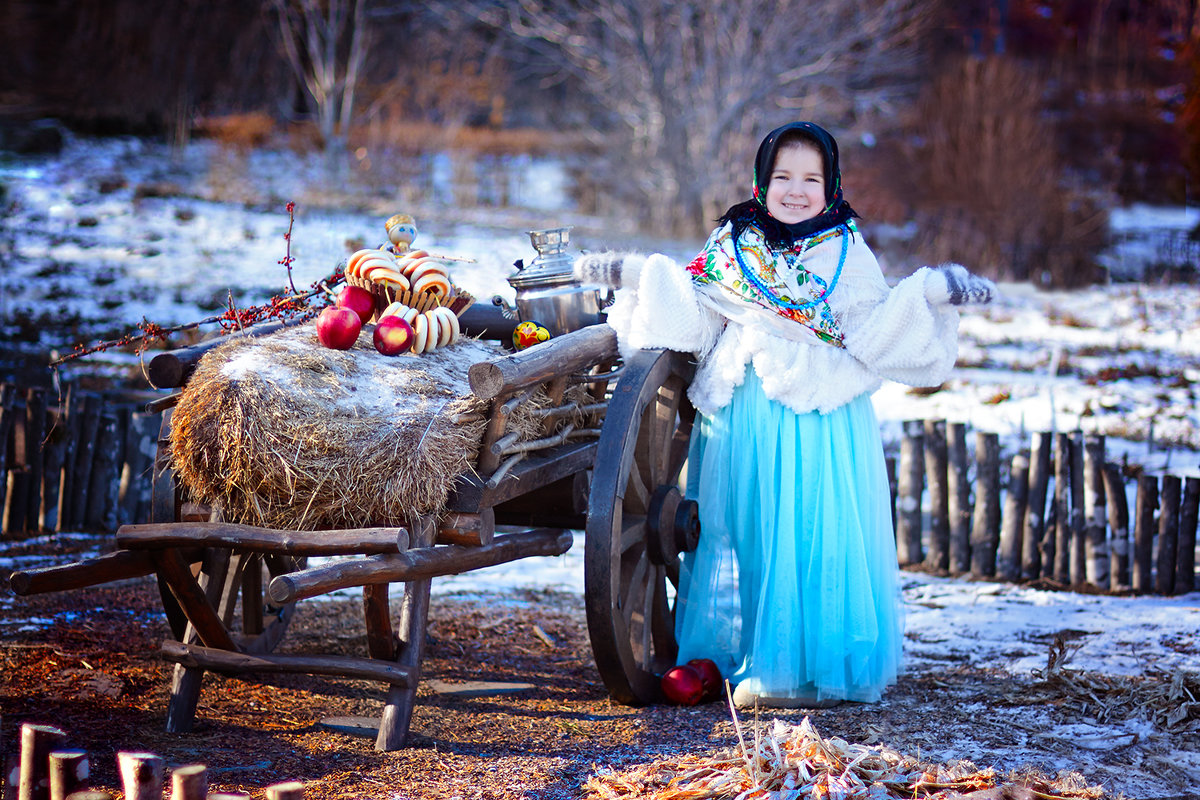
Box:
764, 143, 826, 225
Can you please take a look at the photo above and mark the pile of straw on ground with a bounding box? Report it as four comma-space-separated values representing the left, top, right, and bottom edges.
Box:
584, 711, 1106, 800
170, 323, 543, 530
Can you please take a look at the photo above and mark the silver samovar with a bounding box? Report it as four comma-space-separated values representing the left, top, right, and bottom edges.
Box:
493, 227, 606, 336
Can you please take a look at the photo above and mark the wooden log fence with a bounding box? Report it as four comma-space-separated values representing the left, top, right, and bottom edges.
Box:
3, 378, 1198, 601
3, 721, 304, 800
887, 419, 1200, 596
0, 383, 159, 540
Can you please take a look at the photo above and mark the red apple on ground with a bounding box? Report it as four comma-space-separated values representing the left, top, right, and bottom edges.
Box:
337, 284, 377, 324
373, 315, 415, 356
316, 305, 362, 350
660, 664, 705, 706
686, 658, 723, 699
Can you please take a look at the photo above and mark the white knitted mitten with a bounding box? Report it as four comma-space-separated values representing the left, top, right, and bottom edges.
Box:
924, 264, 996, 306
573, 251, 649, 289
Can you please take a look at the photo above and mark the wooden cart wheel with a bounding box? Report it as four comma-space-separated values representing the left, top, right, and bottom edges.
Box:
151, 408, 301, 652
585, 348, 698, 705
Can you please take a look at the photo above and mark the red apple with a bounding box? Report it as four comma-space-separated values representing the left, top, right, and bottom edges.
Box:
337, 284, 377, 324
661, 665, 705, 706
316, 305, 362, 350
373, 315, 415, 356
687, 658, 722, 699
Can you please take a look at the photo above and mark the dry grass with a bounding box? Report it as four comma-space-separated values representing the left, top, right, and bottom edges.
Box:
170, 323, 545, 530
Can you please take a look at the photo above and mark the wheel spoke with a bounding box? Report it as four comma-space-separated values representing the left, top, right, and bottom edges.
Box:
625, 457, 651, 514
640, 573, 655, 668
619, 516, 647, 554
665, 559, 680, 589
621, 552, 649, 636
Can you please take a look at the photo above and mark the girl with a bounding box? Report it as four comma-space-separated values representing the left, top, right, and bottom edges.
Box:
576, 121, 994, 708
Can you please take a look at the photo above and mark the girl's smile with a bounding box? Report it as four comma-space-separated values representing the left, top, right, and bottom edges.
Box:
764, 144, 826, 225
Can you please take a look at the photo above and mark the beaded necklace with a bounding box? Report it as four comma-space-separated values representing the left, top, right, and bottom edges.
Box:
733, 224, 850, 311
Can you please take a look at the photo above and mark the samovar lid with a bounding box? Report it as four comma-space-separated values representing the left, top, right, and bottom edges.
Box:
508, 227, 575, 289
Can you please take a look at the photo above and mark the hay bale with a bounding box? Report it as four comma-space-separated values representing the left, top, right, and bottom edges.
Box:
171, 322, 536, 530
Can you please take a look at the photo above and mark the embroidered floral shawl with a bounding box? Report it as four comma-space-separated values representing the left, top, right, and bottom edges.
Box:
685, 221, 852, 347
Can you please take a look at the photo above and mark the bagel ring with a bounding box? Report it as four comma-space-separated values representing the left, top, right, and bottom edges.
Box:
412, 272, 451, 298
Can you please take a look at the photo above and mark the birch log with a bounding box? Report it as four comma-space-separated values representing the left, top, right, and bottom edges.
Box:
1155, 475, 1181, 596
1132, 474, 1158, 594
970, 432, 1001, 577
895, 420, 925, 567
1023, 431, 1051, 580
923, 419, 949, 572
947, 422, 972, 574
998, 451, 1029, 582
1083, 434, 1109, 588
1177, 477, 1199, 594
1103, 462, 1131, 591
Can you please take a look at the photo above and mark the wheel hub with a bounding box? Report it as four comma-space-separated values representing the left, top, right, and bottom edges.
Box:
646, 486, 700, 565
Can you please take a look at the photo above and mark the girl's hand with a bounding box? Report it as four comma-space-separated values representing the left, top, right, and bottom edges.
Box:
925, 264, 996, 306
574, 251, 649, 289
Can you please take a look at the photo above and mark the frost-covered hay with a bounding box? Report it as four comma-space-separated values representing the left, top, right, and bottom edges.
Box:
171, 322, 528, 530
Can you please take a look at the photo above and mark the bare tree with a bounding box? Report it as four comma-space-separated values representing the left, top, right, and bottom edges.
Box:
440, 0, 932, 236
267, 0, 369, 151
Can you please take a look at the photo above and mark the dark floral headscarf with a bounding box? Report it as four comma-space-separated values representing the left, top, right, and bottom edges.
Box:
718, 121, 859, 250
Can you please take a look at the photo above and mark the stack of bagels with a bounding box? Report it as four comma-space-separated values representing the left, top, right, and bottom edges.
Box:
343, 215, 474, 354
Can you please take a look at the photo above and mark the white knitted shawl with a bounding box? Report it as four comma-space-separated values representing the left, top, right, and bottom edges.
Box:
602, 226, 961, 416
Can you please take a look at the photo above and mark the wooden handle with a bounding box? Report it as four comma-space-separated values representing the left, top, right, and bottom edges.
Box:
468, 324, 617, 400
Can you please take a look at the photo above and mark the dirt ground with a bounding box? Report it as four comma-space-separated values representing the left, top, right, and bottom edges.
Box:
1, 543, 1196, 800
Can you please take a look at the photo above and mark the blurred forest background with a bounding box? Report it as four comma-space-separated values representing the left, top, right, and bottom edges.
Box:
0, 0, 1196, 287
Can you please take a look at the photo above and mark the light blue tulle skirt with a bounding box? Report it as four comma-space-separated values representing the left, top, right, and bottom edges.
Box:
675, 367, 903, 703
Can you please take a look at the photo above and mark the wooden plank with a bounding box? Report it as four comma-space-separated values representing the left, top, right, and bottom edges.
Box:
946, 422, 972, 574
67, 393, 101, 529
467, 324, 618, 400
151, 549, 237, 651
117, 753, 163, 800
150, 409, 176, 524
7, 549, 194, 595
1068, 431, 1086, 585
118, 412, 158, 526
84, 408, 122, 531
1082, 434, 1109, 587
55, 386, 83, 532
362, 583, 395, 661
998, 451, 1029, 582
894, 420, 925, 567
923, 419, 949, 572
1022, 431, 1052, 580
3, 468, 29, 537
436, 509, 494, 547
117, 521, 410, 555
17, 722, 65, 800
1132, 473, 1158, 594
24, 388, 46, 535
0, 384, 16, 529
970, 431, 1001, 577
39, 405, 64, 532
48, 749, 89, 800
270, 529, 574, 604
1052, 432, 1071, 583
377, 514, 436, 751
1155, 474, 1181, 595
447, 439, 597, 511
1177, 477, 1199, 594
1103, 462, 1131, 591
161, 639, 416, 686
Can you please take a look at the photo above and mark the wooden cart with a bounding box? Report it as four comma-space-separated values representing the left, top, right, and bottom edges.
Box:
9, 309, 699, 751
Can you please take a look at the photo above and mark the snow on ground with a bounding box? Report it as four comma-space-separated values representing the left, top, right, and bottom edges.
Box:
3, 134, 1200, 797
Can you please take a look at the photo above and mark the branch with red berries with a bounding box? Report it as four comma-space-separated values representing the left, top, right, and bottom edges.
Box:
50, 203, 345, 366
